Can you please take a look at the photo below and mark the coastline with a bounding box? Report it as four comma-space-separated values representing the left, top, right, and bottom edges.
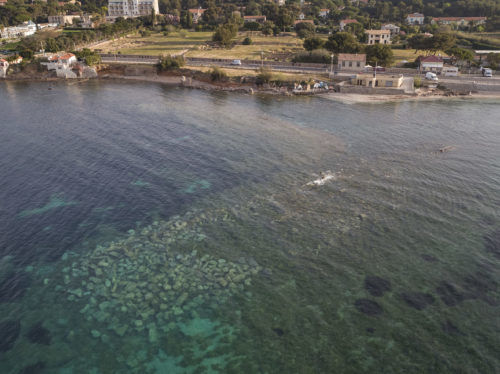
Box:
3, 73, 500, 103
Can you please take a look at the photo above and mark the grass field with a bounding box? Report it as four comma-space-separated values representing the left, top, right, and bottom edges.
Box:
94, 31, 307, 60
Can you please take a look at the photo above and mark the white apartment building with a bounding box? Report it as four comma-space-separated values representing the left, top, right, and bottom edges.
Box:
108, 0, 159, 18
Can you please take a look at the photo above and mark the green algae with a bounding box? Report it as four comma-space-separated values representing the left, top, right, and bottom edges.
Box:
131, 180, 150, 187
182, 180, 211, 194
19, 194, 77, 218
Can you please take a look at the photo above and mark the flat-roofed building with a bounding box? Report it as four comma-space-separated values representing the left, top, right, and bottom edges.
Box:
108, 0, 159, 18
337, 53, 366, 70
351, 73, 404, 88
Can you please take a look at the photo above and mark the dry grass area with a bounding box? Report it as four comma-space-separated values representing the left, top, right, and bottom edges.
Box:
392, 48, 448, 64
184, 65, 328, 82
92, 30, 307, 60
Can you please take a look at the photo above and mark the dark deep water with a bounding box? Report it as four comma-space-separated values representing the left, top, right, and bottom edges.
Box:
0, 81, 499, 374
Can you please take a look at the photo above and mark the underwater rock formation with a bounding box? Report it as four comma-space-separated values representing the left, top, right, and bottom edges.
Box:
0, 271, 30, 303
484, 229, 500, 258
364, 276, 392, 297
354, 298, 383, 316
436, 281, 464, 307
56, 210, 261, 342
18, 361, 46, 374
26, 322, 52, 345
399, 292, 435, 310
0, 320, 21, 352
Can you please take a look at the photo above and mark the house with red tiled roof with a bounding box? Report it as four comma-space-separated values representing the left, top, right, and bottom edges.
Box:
406, 13, 424, 25
46, 53, 77, 70
0, 0, 8, 6
319, 9, 330, 17
188, 8, 206, 24
418, 55, 444, 72
339, 19, 358, 31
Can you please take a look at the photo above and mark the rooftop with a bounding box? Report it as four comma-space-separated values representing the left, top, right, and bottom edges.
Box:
338, 53, 366, 61
365, 29, 391, 35
408, 13, 424, 17
419, 55, 443, 63
432, 16, 486, 21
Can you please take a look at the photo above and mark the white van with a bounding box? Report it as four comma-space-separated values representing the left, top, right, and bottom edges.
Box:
425, 72, 439, 81
482, 68, 493, 77
442, 67, 458, 77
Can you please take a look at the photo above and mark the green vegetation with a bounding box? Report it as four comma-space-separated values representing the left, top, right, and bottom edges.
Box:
74, 48, 101, 66
212, 23, 238, 48
292, 49, 331, 63
157, 54, 185, 71
209, 66, 227, 81
365, 44, 394, 66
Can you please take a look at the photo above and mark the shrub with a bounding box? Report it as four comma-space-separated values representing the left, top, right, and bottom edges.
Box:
158, 54, 185, 71
209, 66, 227, 81
19, 49, 34, 59
256, 67, 272, 85
139, 30, 151, 37
242, 37, 252, 45
292, 49, 332, 64
414, 77, 422, 88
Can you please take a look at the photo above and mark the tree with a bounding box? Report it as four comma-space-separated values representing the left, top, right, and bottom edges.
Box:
486, 53, 500, 69
181, 10, 193, 29
407, 34, 432, 54
244, 21, 261, 31
325, 32, 361, 54
365, 44, 394, 66
445, 46, 474, 65
261, 21, 275, 36
429, 32, 456, 53
295, 22, 315, 39
303, 36, 324, 51
212, 23, 238, 47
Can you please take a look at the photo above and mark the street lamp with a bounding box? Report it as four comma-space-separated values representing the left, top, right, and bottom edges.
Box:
330, 53, 334, 75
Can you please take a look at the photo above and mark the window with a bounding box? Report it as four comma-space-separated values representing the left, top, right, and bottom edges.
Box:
385, 81, 393, 87
349, 61, 352, 67
342, 61, 345, 67
357, 62, 360, 67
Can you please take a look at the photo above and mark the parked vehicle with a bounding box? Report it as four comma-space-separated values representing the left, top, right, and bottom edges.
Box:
442, 67, 459, 77
425, 72, 439, 81
482, 68, 493, 77
231, 59, 242, 66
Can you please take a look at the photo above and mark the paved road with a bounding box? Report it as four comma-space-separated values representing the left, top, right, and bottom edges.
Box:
100, 55, 500, 87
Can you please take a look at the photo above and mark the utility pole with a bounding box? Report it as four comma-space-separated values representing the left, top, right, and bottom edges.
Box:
330, 53, 334, 75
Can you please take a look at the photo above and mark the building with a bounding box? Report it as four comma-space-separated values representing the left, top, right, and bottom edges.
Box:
0, 0, 7, 6
406, 13, 424, 25
107, 0, 159, 18
0, 20, 37, 39
351, 73, 404, 88
319, 9, 330, 17
339, 19, 358, 31
243, 15, 267, 23
46, 53, 77, 71
48, 14, 93, 27
337, 53, 366, 70
275, 0, 285, 5
0, 58, 8, 78
430, 17, 487, 26
188, 8, 206, 24
381, 24, 400, 36
294, 19, 314, 26
298, 13, 305, 20
418, 55, 444, 72
365, 30, 391, 45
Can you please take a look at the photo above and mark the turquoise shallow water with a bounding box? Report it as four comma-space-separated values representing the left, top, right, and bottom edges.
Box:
0, 81, 499, 373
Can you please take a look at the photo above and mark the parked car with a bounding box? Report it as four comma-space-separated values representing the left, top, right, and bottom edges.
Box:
482, 68, 493, 77
425, 72, 439, 81
231, 59, 242, 66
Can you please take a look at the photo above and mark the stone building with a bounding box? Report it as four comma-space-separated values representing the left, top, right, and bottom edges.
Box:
365, 30, 392, 45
